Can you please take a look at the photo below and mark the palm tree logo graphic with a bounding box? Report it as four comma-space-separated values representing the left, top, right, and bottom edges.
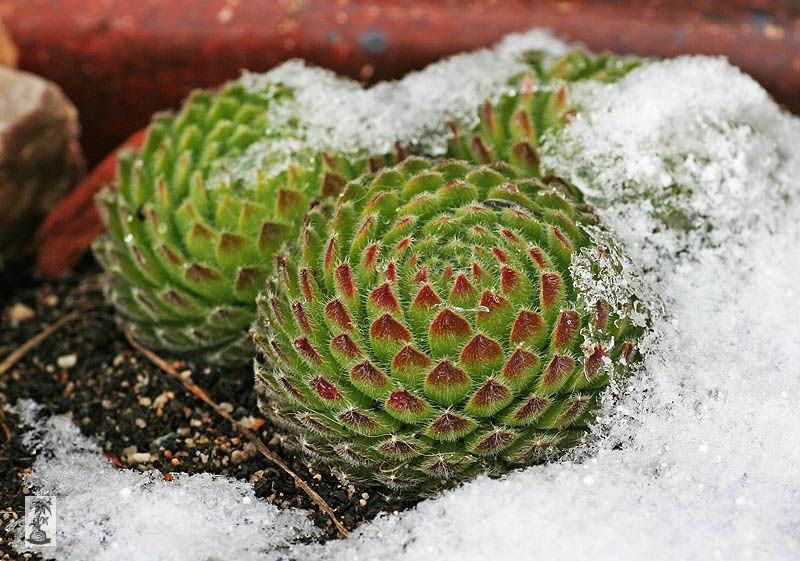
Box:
27, 497, 53, 545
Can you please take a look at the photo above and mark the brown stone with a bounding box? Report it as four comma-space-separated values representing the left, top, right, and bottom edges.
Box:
0, 67, 83, 263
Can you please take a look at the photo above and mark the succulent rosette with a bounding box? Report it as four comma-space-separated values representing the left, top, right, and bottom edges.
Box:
448, 50, 641, 175
254, 157, 649, 492
93, 82, 400, 363
92, 47, 639, 365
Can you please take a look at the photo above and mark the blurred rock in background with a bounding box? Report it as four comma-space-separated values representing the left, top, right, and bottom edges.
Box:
0, 65, 84, 265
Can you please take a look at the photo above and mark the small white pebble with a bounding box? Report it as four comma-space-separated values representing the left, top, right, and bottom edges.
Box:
153, 392, 173, 409
7, 302, 34, 324
127, 452, 152, 464
57, 354, 77, 369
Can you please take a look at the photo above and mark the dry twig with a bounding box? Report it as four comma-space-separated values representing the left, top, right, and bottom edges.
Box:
0, 410, 12, 442
123, 327, 349, 539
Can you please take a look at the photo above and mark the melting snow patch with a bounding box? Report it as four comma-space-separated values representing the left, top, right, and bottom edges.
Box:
8, 400, 317, 561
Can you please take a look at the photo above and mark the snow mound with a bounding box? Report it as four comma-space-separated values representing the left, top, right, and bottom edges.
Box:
222, 29, 572, 184
8, 400, 317, 561
248, 28, 572, 156
545, 56, 800, 267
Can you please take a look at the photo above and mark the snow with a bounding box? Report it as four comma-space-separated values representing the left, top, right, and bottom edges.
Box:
8, 400, 317, 561
7, 33, 800, 561
244, 28, 572, 156
544, 56, 800, 267
222, 29, 572, 184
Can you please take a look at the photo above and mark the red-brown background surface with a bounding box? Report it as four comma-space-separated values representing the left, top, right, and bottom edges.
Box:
3, 0, 799, 165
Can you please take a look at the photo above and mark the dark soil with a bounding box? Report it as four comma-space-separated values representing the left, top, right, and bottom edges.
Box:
0, 257, 418, 560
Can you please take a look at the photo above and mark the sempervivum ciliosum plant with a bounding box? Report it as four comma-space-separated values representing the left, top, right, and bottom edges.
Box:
254, 157, 648, 492
448, 49, 640, 176
94, 81, 401, 363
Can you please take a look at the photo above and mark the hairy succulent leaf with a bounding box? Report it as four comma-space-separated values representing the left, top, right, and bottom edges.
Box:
93, 49, 638, 365
448, 49, 641, 175
94, 82, 400, 363
254, 158, 648, 493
